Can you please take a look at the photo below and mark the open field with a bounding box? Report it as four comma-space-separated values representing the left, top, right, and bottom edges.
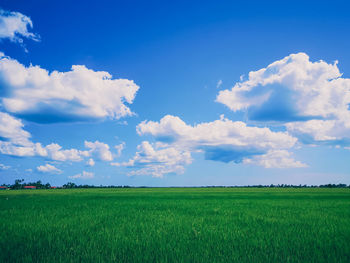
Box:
0, 188, 349, 263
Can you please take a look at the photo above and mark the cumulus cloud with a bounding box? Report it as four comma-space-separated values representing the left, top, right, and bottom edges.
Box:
0, 142, 36, 157
0, 9, 39, 43
285, 120, 350, 145
0, 140, 89, 161
0, 112, 38, 157
112, 141, 192, 177
0, 112, 31, 146
85, 140, 113, 161
86, 158, 95, 167
69, 171, 94, 179
0, 112, 119, 164
0, 113, 89, 160
114, 142, 125, 157
37, 163, 62, 174
216, 53, 344, 121
137, 115, 297, 155
44, 143, 88, 162
0, 53, 139, 123
243, 150, 307, 168
124, 115, 303, 176
216, 52, 350, 146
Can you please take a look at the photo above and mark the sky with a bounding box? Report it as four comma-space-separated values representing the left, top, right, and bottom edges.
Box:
0, 0, 350, 186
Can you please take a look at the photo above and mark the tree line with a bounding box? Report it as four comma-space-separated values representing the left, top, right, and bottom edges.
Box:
2, 179, 52, 189
1, 179, 349, 189
1, 179, 133, 189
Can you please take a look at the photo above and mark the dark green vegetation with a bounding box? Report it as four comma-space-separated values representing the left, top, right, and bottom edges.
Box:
1, 188, 349, 263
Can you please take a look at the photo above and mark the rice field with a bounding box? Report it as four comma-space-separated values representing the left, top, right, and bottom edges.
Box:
0, 188, 349, 263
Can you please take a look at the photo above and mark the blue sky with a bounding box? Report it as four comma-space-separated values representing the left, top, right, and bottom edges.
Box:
0, 0, 350, 186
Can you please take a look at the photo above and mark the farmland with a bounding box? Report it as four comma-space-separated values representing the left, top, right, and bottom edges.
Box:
0, 188, 349, 263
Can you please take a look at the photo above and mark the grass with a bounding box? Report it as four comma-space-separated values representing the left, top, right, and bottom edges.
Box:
0, 188, 349, 263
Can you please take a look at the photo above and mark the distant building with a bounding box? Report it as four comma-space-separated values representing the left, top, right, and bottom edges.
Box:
0, 186, 8, 190
50, 186, 57, 189
24, 186, 36, 189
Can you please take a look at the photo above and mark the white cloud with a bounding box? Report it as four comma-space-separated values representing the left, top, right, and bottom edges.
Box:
0, 112, 111, 163
86, 158, 95, 167
285, 119, 350, 145
243, 150, 307, 168
0, 9, 39, 43
0, 121, 115, 163
69, 171, 94, 179
216, 52, 350, 146
0, 142, 35, 157
113, 141, 192, 177
0, 112, 31, 146
37, 163, 62, 174
0, 53, 139, 123
44, 143, 88, 162
0, 140, 89, 162
0, 112, 38, 157
0, 163, 10, 170
137, 115, 297, 153
114, 142, 125, 157
85, 140, 113, 161
125, 115, 302, 176
216, 53, 345, 119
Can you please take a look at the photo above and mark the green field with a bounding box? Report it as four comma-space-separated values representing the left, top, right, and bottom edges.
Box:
1, 188, 349, 263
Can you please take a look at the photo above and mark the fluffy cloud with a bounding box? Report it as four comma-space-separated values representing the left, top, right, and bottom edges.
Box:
294, 108, 350, 147
0, 140, 90, 161
45, 143, 88, 162
113, 141, 192, 177
0, 113, 88, 160
243, 150, 307, 168
285, 120, 350, 145
0, 142, 36, 157
37, 163, 62, 174
137, 115, 297, 156
216, 53, 350, 146
86, 158, 95, 167
0, 53, 139, 123
0, 9, 39, 43
114, 142, 125, 157
0, 112, 31, 146
0, 140, 89, 161
0, 112, 38, 157
125, 115, 303, 176
0, 112, 119, 164
69, 171, 94, 179
216, 53, 345, 121
85, 141, 113, 161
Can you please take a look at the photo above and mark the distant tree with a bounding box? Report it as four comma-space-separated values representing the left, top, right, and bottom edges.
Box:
34, 180, 43, 189
12, 179, 24, 189
63, 182, 76, 188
